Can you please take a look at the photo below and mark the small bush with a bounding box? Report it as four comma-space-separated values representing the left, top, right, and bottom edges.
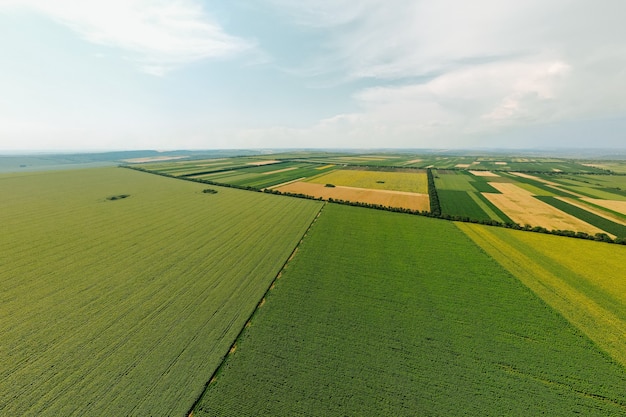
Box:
106, 194, 130, 201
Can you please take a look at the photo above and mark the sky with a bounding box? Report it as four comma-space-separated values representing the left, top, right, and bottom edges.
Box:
1, 0, 625, 151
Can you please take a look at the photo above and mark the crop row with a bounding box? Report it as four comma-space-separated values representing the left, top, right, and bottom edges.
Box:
193, 205, 626, 416
0, 167, 323, 416
458, 223, 626, 368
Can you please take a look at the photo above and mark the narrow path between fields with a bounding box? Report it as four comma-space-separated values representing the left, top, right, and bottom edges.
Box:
186, 202, 327, 417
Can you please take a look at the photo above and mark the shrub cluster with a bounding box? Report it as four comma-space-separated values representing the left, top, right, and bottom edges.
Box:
106, 194, 130, 201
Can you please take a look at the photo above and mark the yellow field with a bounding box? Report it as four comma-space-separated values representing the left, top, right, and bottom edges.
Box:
315, 164, 335, 170
307, 169, 428, 194
457, 223, 626, 367
582, 197, 626, 216
275, 181, 430, 211
468, 170, 499, 177
483, 182, 608, 235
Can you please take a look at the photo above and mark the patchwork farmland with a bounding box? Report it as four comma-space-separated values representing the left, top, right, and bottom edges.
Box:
141, 152, 626, 239
276, 168, 430, 211
4, 151, 626, 415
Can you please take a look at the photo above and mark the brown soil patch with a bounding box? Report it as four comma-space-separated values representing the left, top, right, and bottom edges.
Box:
483, 182, 611, 236
258, 298, 266, 308
403, 158, 423, 165
455, 164, 471, 168
469, 170, 499, 177
495, 161, 507, 165
229, 344, 237, 354
276, 181, 430, 211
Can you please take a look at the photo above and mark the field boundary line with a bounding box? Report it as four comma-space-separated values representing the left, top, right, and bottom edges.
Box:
186, 202, 327, 417
265, 177, 306, 189
457, 223, 626, 370
468, 191, 504, 222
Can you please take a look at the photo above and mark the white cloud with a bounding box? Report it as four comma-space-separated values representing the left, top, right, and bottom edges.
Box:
267, 0, 568, 80
259, 0, 626, 147
0, 0, 253, 75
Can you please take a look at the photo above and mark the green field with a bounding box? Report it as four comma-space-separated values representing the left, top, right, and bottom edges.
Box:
437, 189, 512, 223
459, 223, 626, 368
5, 153, 626, 416
193, 205, 626, 416
0, 167, 322, 416
196, 162, 336, 189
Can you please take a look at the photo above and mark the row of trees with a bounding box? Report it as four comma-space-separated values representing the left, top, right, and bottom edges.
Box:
426, 168, 441, 216
121, 165, 626, 245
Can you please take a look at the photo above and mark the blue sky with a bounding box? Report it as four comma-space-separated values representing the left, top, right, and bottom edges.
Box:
1, 0, 625, 151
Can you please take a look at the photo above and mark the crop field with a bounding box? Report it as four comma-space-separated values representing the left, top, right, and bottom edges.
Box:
140, 156, 284, 177
458, 223, 626, 367
580, 161, 626, 174
429, 168, 626, 235
434, 171, 512, 222
433, 170, 479, 191
483, 182, 607, 235
0, 167, 323, 416
193, 205, 626, 416
434, 170, 506, 192
139, 153, 626, 237
6, 151, 626, 416
437, 190, 511, 222
536, 196, 626, 238
275, 181, 430, 211
195, 162, 336, 189
295, 154, 408, 167
581, 198, 626, 217
307, 169, 429, 193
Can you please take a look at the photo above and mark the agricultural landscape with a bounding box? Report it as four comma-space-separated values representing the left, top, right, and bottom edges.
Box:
3, 150, 626, 416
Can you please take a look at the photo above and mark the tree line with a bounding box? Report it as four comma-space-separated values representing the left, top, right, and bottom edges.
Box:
121, 165, 626, 245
